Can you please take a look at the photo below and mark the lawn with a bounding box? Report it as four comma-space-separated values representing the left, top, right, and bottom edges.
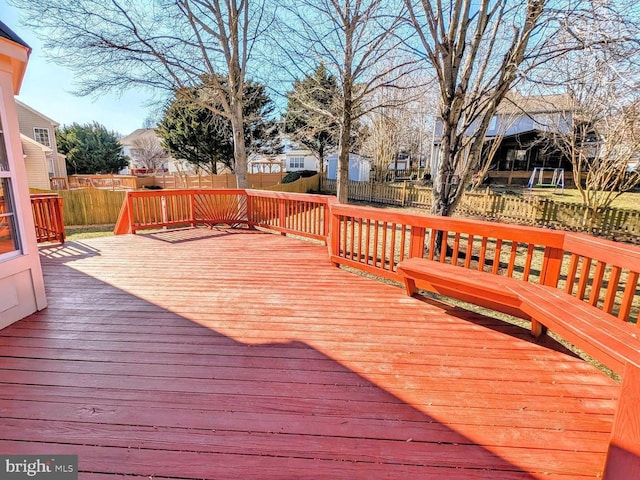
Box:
65, 224, 115, 241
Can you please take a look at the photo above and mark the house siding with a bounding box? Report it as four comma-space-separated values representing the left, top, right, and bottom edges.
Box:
15, 102, 59, 156
22, 139, 50, 190
15, 101, 68, 180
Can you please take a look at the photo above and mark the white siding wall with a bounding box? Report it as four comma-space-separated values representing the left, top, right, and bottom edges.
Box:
22, 140, 50, 190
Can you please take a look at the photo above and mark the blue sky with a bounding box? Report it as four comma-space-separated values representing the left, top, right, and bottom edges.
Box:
3, 3, 151, 136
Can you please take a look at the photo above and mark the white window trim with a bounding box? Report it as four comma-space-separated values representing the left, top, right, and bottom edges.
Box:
33, 127, 51, 147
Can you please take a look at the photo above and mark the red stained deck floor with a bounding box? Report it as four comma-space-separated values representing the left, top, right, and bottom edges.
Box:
0, 228, 619, 479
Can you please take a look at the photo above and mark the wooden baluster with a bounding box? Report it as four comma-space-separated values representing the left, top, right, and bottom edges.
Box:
452, 233, 461, 266
603, 266, 622, 315
507, 241, 518, 278
618, 271, 639, 322
523, 244, 535, 282
398, 224, 407, 265
564, 253, 580, 295
464, 234, 474, 269
492, 238, 503, 275
577, 257, 593, 301
373, 221, 379, 267
439, 231, 448, 263
478, 237, 488, 272
428, 229, 436, 260
381, 222, 388, 269
365, 219, 371, 266
589, 261, 606, 307
389, 223, 397, 270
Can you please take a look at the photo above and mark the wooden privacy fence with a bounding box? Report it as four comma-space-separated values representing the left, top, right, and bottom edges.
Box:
68, 174, 140, 190
52, 189, 126, 226
67, 172, 286, 191
30, 194, 65, 243
150, 172, 285, 190
325, 179, 640, 240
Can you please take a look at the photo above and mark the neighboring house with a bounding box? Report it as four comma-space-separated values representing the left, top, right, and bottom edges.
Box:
281, 149, 317, 173
14, 99, 68, 189
431, 93, 574, 181
0, 21, 48, 327
326, 153, 371, 182
120, 128, 196, 175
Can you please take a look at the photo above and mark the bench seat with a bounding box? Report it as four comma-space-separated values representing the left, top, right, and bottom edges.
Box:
397, 257, 526, 321
516, 285, 640, 374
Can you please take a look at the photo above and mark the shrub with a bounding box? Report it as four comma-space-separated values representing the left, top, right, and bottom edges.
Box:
281, 170, 317, 184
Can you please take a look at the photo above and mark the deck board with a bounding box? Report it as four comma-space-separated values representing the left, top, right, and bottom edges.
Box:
0, 228, 619, 479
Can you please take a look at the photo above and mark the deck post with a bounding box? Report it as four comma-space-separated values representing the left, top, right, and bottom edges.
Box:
603, 362, 640, 480
126, 192, 135, 234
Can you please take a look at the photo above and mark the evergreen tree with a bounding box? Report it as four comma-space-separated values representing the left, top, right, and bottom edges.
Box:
284, 64, 339, 180
57, 122, 127, 174
158, 78, 281, 174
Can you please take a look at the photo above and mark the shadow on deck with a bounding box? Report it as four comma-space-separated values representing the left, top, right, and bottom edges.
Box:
0, 228, 619, 479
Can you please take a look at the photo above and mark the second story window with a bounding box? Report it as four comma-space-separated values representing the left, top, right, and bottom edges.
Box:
33, 127, 51, 147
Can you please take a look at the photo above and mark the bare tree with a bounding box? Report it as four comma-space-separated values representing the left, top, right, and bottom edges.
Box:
130, 135, 169, 173
277, 0, 417, 203
540, 58, 640, 224
11, 0, 273, 188
404, 0, 546, 218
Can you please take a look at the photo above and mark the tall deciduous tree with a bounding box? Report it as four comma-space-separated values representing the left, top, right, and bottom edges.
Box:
405, 0, 545, 218
11, 0, 273, 188
158, 78, 280, 174
57, 122, 127, 174
278, 0, 414, 203
284, 64, 340, 188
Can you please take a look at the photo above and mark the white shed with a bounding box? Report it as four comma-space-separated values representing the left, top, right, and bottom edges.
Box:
326, 153, 370, 182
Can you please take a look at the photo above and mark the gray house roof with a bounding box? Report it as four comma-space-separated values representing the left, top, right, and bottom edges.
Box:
0, 20, 31, 51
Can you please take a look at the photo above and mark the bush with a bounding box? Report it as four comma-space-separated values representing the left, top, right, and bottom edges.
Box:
281, 170, 317, 184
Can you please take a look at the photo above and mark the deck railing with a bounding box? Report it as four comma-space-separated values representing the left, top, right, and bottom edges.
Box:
114, 189, 334, 241
113, 188, 638, 477
30, 194, 65, 244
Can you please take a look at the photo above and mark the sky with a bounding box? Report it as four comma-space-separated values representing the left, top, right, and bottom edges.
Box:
2, 3, 151, 136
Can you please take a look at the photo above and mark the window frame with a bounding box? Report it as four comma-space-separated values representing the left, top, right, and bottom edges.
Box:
33, 127, 51, 147
289, 157, 305, 169
0, 121, 22, 261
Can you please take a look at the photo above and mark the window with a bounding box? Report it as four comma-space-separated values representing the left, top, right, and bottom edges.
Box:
488, 116, 498, 133
0, 119, 20, 257
289, 157, 305, 169
33, 127, 51, 147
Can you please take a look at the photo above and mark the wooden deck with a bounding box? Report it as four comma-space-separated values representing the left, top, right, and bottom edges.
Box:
0, 227, 620, 479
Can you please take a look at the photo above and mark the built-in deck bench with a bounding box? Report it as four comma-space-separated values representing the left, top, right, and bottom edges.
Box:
397, 257, 640, 376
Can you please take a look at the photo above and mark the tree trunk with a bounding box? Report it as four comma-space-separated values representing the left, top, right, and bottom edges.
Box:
337, 120, 351, 203
230, 99, 248, 189
318, 145, 324, 192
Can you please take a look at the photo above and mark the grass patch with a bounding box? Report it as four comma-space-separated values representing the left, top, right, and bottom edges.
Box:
65, 224, 115, 241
